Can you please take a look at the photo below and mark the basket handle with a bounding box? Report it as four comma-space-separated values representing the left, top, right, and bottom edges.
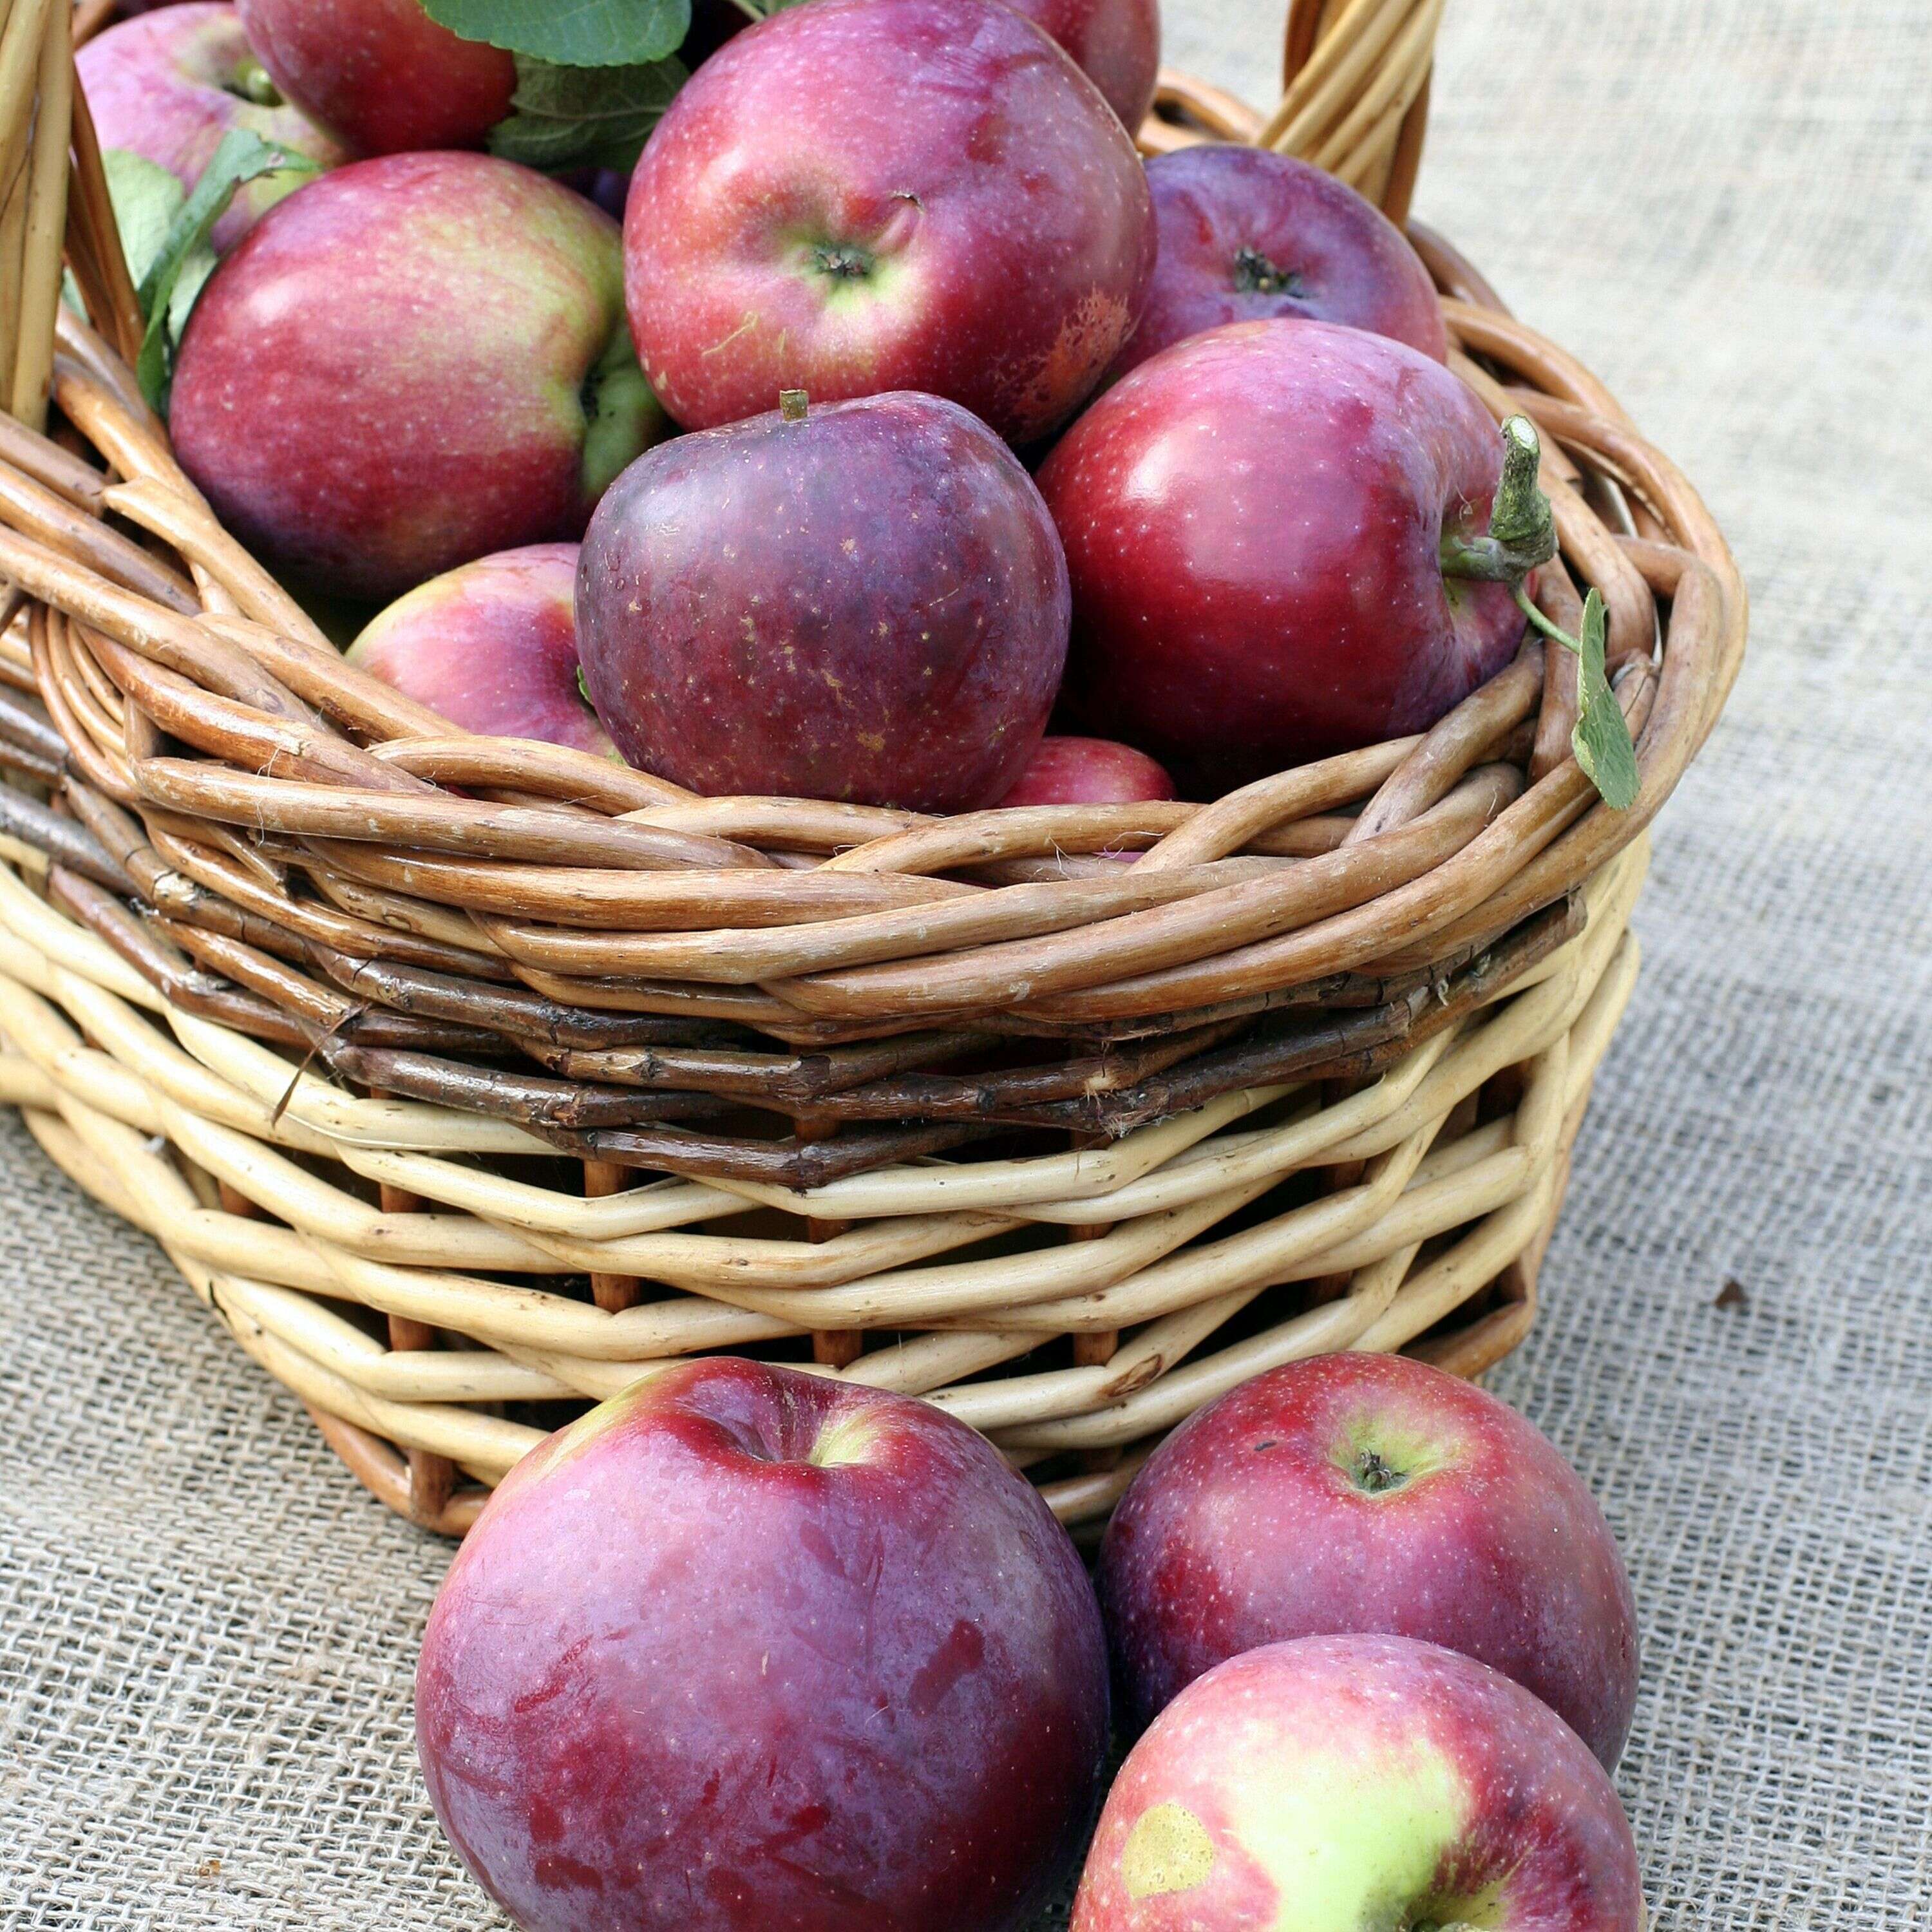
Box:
1148, 0, 1439, 224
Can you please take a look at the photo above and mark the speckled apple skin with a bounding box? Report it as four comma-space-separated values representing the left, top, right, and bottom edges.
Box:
347, 544, 614, 758
998, 735, 1177, 807
415, 1358, 1110, 1932
1005, 0, 1162, 135
236, 0, 516, 156
1106, 146, 1448, 381
171, 153, 659, 603
623, 0, 1155, 444
1037, 317, 1526, 794
1071, 1635, 1644, 1932
576, 391, 1069, 810
1098, 1353, 1640, 1768
77, 5, 345, 254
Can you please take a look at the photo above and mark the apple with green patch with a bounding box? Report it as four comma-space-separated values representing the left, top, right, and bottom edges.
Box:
417, 1357, 1110, 1932
1072, 1635, 1644, 1932
171, 151, 667, 603
1099, 1352, 1640, 1768
77, 3, 344, 254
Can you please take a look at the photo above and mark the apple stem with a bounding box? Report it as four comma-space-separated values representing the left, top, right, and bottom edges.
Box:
1231, 246, 1302, 298
779, 388, 808, 423
1439, 415, 1559, 585
229, 57, 283, 109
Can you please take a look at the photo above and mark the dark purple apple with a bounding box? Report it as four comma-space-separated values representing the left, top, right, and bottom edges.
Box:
417, 1358, 1110, 1932
1037, 317, 1526, 794
1007, 0, 1161, 134
623, 0, 1155, 444
1106, 144, 1447, 380
171, 152, 667, 603
77, 4, 345, 254
1072, 1636, 1643, 1932
1098, 1352, 1640, 1767
346, 544, 614, 757
234, 0, 516, 156
999, 735, 1177, 806
577, 390, 1069, 811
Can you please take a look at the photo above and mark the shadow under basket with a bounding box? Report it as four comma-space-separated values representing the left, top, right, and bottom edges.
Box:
0, 0, 1743, 1533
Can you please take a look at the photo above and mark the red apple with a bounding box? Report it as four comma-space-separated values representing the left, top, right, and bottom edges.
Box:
1106, 145, 1447, 381
77, 5, 345, 254
623, 0, 1155, 444
1007, 0, 1161, 135
1098, 1352, 1640, 1767
171, 152, 667, 603
999, 736, 1177, 805
346, 544, 614, 758
1072, 1636, 1643, 1932
417, 1358, 1110, 1932
233, 0, 516, 156
1037, 317, 1526, 794
577, 390, 1069, 810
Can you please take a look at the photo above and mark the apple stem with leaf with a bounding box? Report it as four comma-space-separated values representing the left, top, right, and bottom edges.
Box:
1441, 415, 1640, 810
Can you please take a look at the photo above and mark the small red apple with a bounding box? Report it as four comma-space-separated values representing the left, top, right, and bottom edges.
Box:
234, 0, 516, 156
171, 153, 667, 603
1037, 317, 1526, 794
346, 544, 614, 759
1072, 1636, 1643, 1932
417, 1358, 1110, 1932
999, 735, 1177, 806
623, 0, 1155, 443
577, 390, 1069, 811
1099, 1352, 1640, 1767
1107, 145, 1447, 380
1006, 0, 1161, 135
77, 4, 345, 254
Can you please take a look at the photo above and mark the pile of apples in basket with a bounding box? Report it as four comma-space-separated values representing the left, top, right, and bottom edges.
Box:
88, 0, 1650, 1924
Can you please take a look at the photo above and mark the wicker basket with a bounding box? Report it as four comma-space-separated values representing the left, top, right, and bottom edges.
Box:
0, 0, 1742, 1535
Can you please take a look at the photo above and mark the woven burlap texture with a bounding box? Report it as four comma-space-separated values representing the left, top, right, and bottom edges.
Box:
4, 0, 1927, 1923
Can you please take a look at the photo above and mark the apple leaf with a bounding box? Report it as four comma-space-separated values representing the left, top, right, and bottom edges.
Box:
488, 53, 687, 174
421, 0, 690, 66
99, 149, 186, 289
131, 129, 321, 413
1569, 590, 1642, 810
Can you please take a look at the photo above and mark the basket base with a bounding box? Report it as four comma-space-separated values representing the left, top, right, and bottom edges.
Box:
0, 832, 1642, 1535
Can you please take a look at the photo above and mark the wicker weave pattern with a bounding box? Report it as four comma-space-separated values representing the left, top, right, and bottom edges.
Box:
0, 0, 1743, 1531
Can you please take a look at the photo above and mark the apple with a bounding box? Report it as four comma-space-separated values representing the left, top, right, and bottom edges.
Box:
577, 389, 1069, 811
171, 151, 667, 604
233, 0, 516, 156
76, 5, 345, 254
416, 1358, 1110, 1932
1106, 145, 1447, 380
346, 544, 614, 758
1071, 1635, 1643, 1932
1007, 0, 1161, 135
1098, 1352, 1640, 1768
1037, 317, 1527, 795
999, 735, 1178, 808
623, 0, 1155, 444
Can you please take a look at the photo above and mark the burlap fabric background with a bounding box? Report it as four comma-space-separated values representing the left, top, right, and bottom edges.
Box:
4, 0, 1927, 1923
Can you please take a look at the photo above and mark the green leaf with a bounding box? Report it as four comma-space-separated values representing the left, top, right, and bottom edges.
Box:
488, 53, 686, 175
1569, 590, 1641, 810
133, 129, 320, 414
421, 0, 690, 66
100, 149, 188, 287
